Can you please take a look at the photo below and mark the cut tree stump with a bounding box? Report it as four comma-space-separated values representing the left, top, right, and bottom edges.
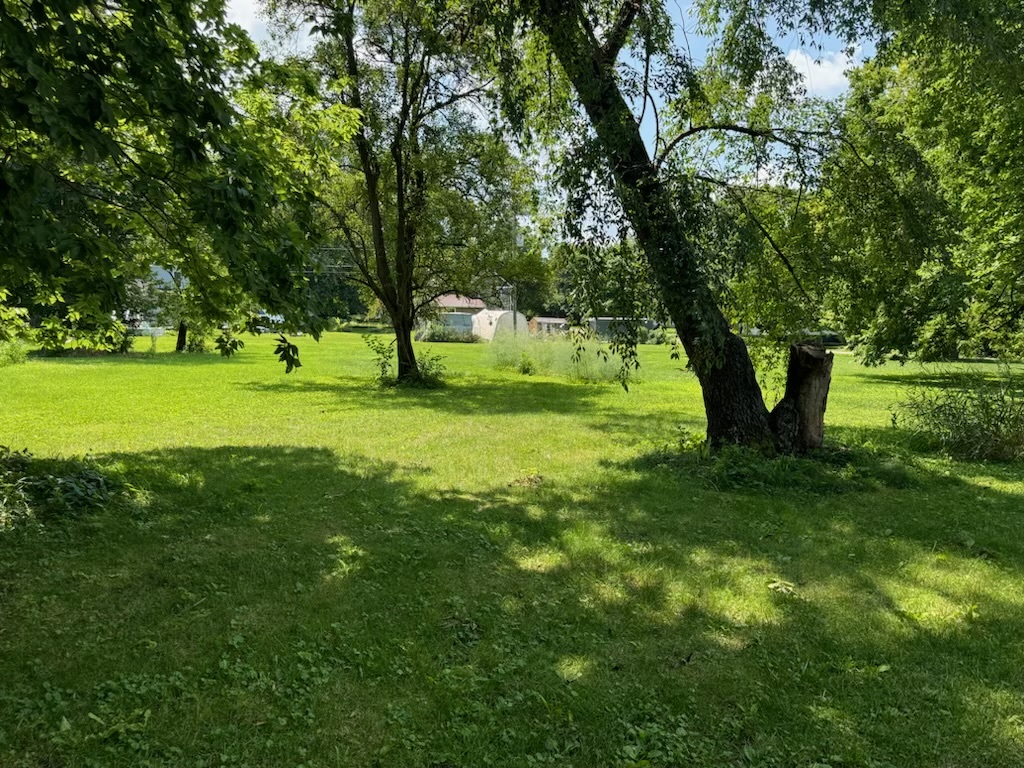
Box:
769, 344, 834, 453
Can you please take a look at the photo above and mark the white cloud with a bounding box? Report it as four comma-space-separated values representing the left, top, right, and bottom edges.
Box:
225, 0, 267, 39
786, 49, 852, 98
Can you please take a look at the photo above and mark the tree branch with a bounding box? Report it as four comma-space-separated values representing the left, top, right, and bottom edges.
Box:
696, 174, 813, 304
599, 0, 641, 65
419, 78, 494, 121
657, 123, 814, 166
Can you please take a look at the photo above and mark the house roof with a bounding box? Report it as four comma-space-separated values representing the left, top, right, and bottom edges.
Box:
436, 293, 487, 310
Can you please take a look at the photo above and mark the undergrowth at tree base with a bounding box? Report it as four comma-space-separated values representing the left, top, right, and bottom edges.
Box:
364, 333, 447, 388
633, 430, 922, 495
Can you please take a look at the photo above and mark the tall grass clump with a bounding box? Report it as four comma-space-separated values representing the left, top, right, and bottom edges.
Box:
487, 333, 624, 382
894, 367, 1024, 461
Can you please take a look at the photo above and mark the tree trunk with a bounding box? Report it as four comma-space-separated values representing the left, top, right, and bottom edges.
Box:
175, 321, 187, 352
769, 345, 834, 453
535, 0, 775, 447
394, 313, 418, 382
693, 330, 774, 448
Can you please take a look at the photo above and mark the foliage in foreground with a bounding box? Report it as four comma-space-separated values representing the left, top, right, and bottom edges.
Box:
0, 447, 135, 532
895, 369, 1024, 461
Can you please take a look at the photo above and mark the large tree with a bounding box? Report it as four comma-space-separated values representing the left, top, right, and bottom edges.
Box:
469, 0, 1019, 449
475, 0, 846, 449
811, 6, 1024, 362
268, 0, 534, 382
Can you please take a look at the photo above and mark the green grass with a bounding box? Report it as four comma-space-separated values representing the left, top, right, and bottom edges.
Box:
1, 333, 1023, 767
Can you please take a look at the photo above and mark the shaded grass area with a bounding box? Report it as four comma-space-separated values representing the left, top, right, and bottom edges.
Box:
1, 335, 1023, 766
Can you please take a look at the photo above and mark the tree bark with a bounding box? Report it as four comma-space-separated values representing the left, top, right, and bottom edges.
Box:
770, 344, 834, 453
695, 330, 774, 448
394, 312, 418, 382
175, 320, 187, 352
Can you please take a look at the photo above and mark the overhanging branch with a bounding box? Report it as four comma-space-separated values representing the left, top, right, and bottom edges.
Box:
696, 173, 814, 304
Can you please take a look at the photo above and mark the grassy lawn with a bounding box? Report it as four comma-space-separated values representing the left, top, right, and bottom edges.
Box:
2, 332, 1023, 767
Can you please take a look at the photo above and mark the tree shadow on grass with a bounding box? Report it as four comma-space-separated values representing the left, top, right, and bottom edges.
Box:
851, 365, 1024, 392
241, 374, 613, 416
2, 444, 1024, 766
28, 350, 264, 367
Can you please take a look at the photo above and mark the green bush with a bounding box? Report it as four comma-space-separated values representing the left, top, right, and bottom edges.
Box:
415, 323, 477, 343
363, 334, 446, 388
186, 332, 211, 353
364, 333, 396, 383
32, 319, 135, 355
412, 349, 447, 388
0, 340, 27, 367
517, 352, 536, 375
100, 324, 135, 354
894, 368, 1024, 461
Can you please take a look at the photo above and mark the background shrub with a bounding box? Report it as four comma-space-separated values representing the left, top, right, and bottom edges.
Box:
487, 334, 625, 383
894, 367, 1024, 461
0, 340, 27, 367
415, 323, 477, 343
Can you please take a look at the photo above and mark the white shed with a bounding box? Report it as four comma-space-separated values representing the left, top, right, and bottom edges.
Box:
471, 309, 529, 341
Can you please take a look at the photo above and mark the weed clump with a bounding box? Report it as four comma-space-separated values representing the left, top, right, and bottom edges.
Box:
363, 334, 446, 388
894, 367, 1024, 461
0, 446, 135, 531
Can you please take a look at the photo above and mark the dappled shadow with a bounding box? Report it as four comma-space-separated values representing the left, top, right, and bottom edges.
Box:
240, 373, 612, 416
588, 406, 703, 446
2, 444, 1024, 765
851, 366, 1024, 391
27, 350, 263, 367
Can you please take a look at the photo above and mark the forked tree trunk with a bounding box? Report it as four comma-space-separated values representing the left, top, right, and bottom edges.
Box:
175, 321, 187, 352
769, 344, 834, 453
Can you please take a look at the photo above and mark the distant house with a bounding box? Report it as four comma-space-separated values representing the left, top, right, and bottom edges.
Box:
435, 293, 488, 314
530, 316, 570, 336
